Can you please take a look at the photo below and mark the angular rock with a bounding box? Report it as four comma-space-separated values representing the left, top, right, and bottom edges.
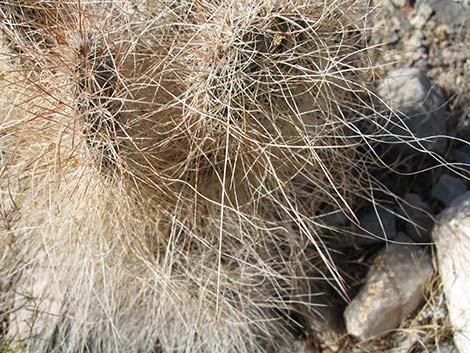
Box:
356, 207, 397, 245
320, 205, 348, 227
402, 193, 434, 242
290, 281, 345, 352
344, 243, 433, 340
431, 174, 468, 206
377, 68, 447, 155
394, 232, 415, 243
402, 30, 428, 63
433, 192, 470, 353
376, 0, 406, 12
454, 109, 470, 141
410, 4, 433, 30
432, 343, 458, 353
450, 145, 470, 166
390, 0, 407, 7
273, 340, 311, 353
416, 0, 470, 28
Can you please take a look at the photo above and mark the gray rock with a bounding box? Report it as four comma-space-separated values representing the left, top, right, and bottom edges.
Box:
453, 0, 470, 9
416, 0, 470, 28
394, 232, 415, 243
344, 243, 433, 340
402, 30, 428, 62
376, 0, 406, 12
321, 205, 348, 227
431, 174, 468, 206
432, 343, 458, 353
274, 340, 314, 353
377, 68, 447, 155
449, 190, 470, 208
388, 30, 400, 45
454, 109, 470, 140
410, 4, 433, 29
290, 281, 344, 352
450, 145, 470, 166
391, 0, 408, 7
402, 193, 434, 242
356, 207, 397, 245
433, 192, 470, 353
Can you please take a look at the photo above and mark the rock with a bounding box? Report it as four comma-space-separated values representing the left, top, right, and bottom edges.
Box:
432, 343, 458, 353
431, 174, 468, 206
394, 232, 415, 243
321, 205, 348, 227
402, 30, 428, 63
344, 243, 433, 340
416, 0, 470, 28
356, 207, 397, 245
410, 4, 433, 30
453, 0, 470, 9
450, 145, 470, 166
401, 193, 434, 242
391, 0, 408, 7
377, 68, 447, 155
433, 192, 470, 353
453, 109, 470, 141
377, 0, 407, 12
290, 280, 344, 352
388, 30, 400, 45
273, 340, 313, 353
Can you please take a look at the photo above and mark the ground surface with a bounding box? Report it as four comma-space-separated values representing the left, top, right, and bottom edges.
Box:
342, 1, 470, 352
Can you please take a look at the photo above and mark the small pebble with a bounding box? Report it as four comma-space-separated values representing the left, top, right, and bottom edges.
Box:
416, 0, 470, 28
390, 0, 407, 7
431, 174, 468, 206
435, 24, 450, 41
432, 343, 458, 353
410, 4, 433, 29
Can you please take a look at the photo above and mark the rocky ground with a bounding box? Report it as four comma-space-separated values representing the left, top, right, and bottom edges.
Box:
301, 1, 470, 352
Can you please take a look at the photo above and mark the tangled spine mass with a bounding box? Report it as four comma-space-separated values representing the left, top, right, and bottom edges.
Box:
0, 1, 387, 352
